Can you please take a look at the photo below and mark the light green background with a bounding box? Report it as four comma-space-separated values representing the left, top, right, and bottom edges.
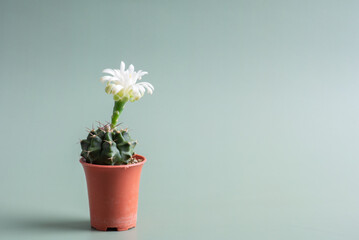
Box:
1, 0, 359, 239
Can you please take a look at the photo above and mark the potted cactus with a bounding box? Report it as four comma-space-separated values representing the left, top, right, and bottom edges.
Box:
79, 61, 154, 231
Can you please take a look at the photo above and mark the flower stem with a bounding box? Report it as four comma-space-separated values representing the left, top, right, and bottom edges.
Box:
111, 99, 127, 129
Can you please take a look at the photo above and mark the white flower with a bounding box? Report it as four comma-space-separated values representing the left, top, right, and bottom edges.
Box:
100, 61, 154, 102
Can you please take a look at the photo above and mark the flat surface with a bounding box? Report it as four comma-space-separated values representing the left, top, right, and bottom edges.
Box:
1, 0, 359, 239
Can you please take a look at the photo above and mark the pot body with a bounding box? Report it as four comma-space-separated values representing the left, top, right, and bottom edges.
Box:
80, 154, 146, 231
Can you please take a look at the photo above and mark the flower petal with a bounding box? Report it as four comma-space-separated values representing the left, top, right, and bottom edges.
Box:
137, 82, 154, 94
101, 61, 153, 101
128, 64, 134, 73
120, 61, 125, 73
102, 68, 115, 76
105, 83, 115, 94
113, 69, 124, 82
100, 75, 116, 82
139, 71, 148, 78
111, 85, 124, 94
137, 85, 146, 96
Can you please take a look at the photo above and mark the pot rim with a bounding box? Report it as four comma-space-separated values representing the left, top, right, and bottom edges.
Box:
79, 154, 147, 168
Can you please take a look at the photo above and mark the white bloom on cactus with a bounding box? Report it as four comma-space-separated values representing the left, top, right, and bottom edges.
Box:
100, 61, 154, 102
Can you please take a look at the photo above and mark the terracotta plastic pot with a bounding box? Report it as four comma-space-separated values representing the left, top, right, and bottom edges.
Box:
80, 154, 146, 231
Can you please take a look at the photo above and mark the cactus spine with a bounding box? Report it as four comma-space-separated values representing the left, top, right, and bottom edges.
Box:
80, 124, 137, 165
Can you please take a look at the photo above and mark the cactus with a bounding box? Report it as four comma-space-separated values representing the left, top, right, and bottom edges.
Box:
80, 124, 137, 165
80, 62, 154, 165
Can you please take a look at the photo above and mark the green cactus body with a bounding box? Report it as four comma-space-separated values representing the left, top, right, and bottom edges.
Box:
80, 125, 137, 165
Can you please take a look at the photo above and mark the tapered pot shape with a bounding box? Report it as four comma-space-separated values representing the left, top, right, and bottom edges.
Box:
80, 154, 146, 231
